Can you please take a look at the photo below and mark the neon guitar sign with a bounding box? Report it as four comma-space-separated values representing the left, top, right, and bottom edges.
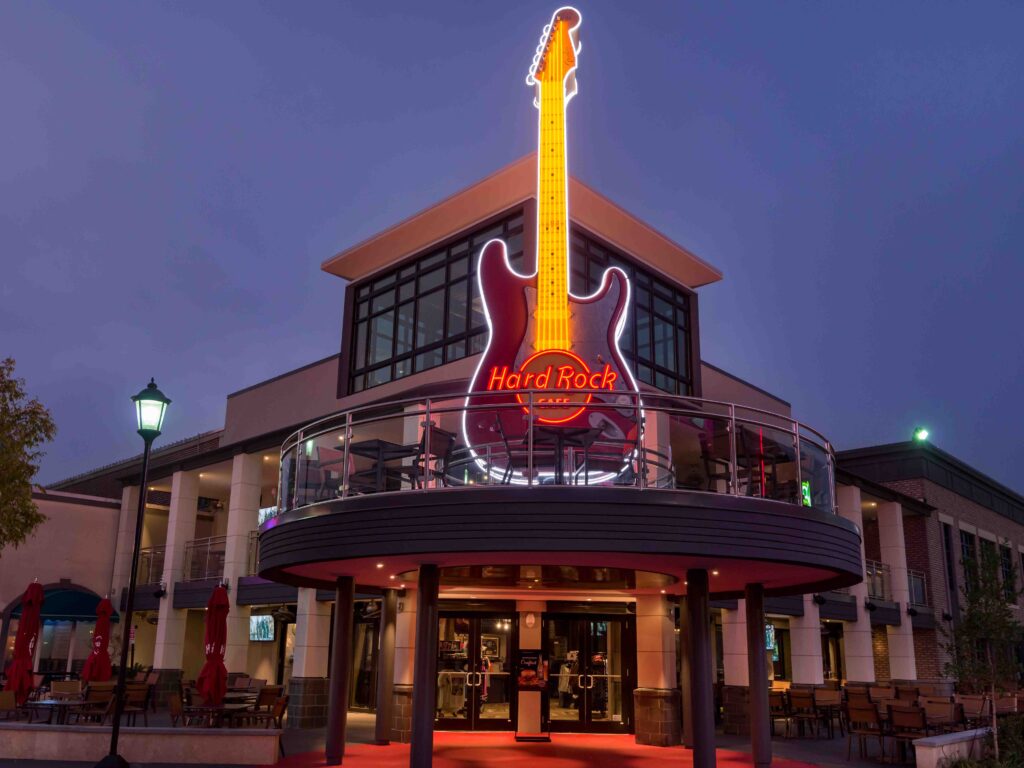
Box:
463, 7, 641, 478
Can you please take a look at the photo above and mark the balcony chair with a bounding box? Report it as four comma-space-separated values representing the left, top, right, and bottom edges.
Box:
736, 425, 780, 499
403, 424, 458, 489
698, 431, 731, 492
846, 703, 885, 761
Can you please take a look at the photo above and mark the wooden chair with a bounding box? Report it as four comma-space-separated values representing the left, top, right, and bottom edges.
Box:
120, 681, 149, 726
994, 694, 1017, 717
68, 682, 115, 724
247, 678, 268, 692
957, 694, 990, 728
896, 686, 920, 702
846, 689, 871, 708
815, 688, 844, 738
888, 705, 928, 763
769, 690, 792, 738
869, 685, 896, 704
0, 690, 27, 720
788, 688, 824, 738
248, 695, 288, 729
920, 697, 960, 734
50, 680, 82, 699
846, 703, 885, 760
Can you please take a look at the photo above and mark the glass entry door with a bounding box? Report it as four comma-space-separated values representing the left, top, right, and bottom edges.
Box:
436, 614, 515, 730
544, 615, 633, 733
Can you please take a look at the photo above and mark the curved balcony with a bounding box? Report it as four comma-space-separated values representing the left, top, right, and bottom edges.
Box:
258, 391, 861, 598
273, 390, 837, 517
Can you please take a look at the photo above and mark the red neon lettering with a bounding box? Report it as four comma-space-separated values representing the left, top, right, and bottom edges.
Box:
555, 365, 575, 389
487, 366, 509, 390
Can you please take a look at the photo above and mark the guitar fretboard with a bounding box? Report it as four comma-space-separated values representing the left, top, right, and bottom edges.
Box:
534, 25, 572, 352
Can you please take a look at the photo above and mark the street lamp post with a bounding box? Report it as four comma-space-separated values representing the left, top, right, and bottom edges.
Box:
96, 379, 170, 768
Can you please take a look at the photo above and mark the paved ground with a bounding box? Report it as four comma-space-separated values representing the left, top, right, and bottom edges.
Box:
0, 712, 880, 768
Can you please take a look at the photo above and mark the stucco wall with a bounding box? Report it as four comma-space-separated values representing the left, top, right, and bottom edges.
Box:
0, 492, 119, 614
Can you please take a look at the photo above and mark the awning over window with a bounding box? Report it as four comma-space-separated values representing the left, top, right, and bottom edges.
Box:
10, 587, 119, 624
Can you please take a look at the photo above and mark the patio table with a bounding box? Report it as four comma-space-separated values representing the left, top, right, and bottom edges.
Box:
27, 698, 81, 725
186, 701, 252, 728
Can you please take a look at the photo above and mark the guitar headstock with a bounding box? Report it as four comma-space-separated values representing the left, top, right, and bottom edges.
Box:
526, 7, 582, 103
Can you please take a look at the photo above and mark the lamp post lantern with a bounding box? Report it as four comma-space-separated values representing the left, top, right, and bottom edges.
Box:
97, 379, 170, 768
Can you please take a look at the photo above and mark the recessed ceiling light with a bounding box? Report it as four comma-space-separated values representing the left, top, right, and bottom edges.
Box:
586, 598, 592, 601
400, 584, 406, 589
660, 589, 666, 594
389, 575, 396, 580
712, 570, 719, 576
376, 563, 384, 569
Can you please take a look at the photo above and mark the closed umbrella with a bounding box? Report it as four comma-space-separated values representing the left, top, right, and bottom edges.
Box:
195, 584, 229, 706
3, 582, 44, 705
80, 597, 114, 683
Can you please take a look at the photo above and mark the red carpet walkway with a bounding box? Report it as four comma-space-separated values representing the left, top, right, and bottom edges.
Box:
278, 732, 817, 768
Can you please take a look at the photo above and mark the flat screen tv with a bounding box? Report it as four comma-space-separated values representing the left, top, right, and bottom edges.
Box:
250, 614, 275, 642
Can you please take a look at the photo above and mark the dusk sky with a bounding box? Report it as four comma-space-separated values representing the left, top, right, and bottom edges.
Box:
3, 1, 1021, 490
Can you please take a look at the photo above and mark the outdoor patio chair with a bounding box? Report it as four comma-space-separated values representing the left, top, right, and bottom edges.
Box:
895, 686, 920, 702
28, 673, 46, 701
846, 703, 885, 761
120, 681, 149, 726
0, 690, 27, 720
788, 688, 826, 738
49, 680, 82, 699
920, 697, 960, 734
888, 705, 928, 763
769, 690, 792, 738
167, 690, 204, 727
68, 683, 115, 724
956, 694, 990, 728
869, 685, 896, 704
994, 694, 1017, 717
814, 688, 844, 738
248, 695, 289, 729
247, 678, 268, 691
846, 689, 871, 708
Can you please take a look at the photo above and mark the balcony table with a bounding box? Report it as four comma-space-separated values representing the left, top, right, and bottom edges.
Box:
347, 439, 419, 492
525, 426, 604, 485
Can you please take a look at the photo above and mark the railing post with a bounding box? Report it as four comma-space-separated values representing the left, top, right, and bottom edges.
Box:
636, 394, 645, 488
341, 414, 351, 499
826, 440, 837, 514
423, 399, 432, 492
728, 404, 739, 495
527, 391, 534, 486
291, 430, 303, 510
794, 422, 802, 506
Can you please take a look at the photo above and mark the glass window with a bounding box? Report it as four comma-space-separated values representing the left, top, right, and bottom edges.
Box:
348, 210, 694, 395
416, 289, 445, 348
1000, 545, 1015, 601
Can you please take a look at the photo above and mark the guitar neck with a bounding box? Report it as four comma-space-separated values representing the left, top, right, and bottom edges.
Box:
535, 78, 571, 352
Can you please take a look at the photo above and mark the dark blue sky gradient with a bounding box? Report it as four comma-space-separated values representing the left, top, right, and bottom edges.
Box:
3, 2, 1021, 490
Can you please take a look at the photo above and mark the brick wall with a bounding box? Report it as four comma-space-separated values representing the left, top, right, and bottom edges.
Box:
872, 627, 890, 682
913, 628, 944, 680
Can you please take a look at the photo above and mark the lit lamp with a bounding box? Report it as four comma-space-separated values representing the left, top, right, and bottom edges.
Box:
98, 379, 170, 768
913, 426, 929, 442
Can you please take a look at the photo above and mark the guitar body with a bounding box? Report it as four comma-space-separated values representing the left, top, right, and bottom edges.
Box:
460, 7, 637, 481
464, 239, 640, 478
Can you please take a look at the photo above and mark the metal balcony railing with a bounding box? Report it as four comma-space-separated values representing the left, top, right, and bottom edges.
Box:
908, 569, 929, 607
136, 545, 166, 585
183, 535, 226, 581
267, 390, 836, 522
865, 559, 891, 601
247, 530, 259, 576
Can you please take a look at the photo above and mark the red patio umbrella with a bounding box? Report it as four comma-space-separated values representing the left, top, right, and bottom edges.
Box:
3, 582, 44, 705
195, 584, 229, 706
80, 597, 114, 683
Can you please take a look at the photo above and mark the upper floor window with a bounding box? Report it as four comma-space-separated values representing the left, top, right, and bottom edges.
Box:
348, 211, 525, 393
347, 209, 696, 396
1000, 545, 1016, 601
960, 530, 977, 592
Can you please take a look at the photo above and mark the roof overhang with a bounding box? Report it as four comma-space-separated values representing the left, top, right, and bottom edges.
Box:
321, 154, 723, 289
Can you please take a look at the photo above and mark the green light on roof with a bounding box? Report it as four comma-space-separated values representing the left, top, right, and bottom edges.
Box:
913, 427, 930, 442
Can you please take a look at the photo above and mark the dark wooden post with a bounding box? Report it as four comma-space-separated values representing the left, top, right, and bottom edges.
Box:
410, 565, 439, 768
687, 569, 716, 768
745, 584, 771, 768
374, 588, 397, 745
325, 576, 355, 765
679, 596, 693, 748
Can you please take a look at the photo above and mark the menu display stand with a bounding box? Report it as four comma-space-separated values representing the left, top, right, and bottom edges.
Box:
514, 651, 551, 742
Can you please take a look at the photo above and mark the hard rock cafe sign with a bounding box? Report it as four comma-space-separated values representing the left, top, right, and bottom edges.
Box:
463, 7, 641, 473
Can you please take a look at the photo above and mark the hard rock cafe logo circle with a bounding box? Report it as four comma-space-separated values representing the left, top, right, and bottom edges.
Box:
485, 348, 618, 424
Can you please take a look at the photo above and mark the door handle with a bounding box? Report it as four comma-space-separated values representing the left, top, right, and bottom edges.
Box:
587, 675, 597, 689
575, 674, 586, 689
464, 672, 477, 687
474, 672, 484, 687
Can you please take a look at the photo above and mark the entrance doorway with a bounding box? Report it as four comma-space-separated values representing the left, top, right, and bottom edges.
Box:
543, 615, 634, 733
436, 613, 516, 731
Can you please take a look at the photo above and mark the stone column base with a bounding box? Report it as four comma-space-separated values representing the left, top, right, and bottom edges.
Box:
152, 668, 183, 708
287, 677, 329, 728
392, 684, 413, 743
721, 685, 750, 736
634, 688, 681, 746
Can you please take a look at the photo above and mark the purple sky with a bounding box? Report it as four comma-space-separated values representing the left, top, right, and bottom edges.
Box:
3, 2, 1022, 491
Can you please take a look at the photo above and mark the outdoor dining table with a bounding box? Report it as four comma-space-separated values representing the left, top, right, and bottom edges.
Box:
26, 698, 81, 725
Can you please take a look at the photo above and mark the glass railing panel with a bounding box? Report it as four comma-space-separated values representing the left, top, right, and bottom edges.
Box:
799, 438, 833, 514
734, 422, 798, 504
